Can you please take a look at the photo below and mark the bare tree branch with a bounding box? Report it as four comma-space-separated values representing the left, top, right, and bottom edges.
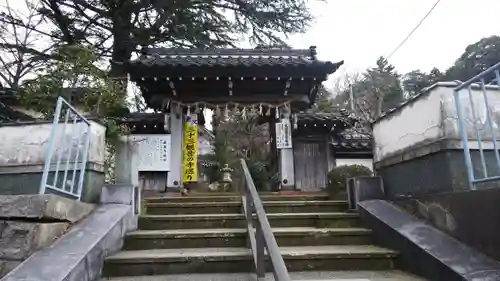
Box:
331, 57, 405, 131
0, 0, 54, 88
330, 72, 382, 133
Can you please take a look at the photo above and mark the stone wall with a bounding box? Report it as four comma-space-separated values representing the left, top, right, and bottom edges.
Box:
392, 188, 500, 262
2, 185, 139, 281
0, 222, 68, 276
0, 194, 94, 277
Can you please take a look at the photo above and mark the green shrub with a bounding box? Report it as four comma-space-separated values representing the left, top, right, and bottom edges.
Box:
327, 164, 372, 196
247, 161, 280, 192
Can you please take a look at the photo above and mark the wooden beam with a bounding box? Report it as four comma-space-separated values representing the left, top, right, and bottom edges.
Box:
126, 65, 331, 81
149, 93, 310, 106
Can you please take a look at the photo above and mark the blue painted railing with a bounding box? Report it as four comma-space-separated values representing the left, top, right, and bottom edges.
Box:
39, 96, 91, 200
454, 61, 500, 190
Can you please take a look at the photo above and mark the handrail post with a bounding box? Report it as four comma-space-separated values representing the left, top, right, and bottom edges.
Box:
39, 97, 63, 195
256, 222, 266, 278
245, 185, 253, 250
246, 187, 252, 226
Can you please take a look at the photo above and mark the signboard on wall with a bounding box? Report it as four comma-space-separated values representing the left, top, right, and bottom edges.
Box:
132, 135, 171, 171
276, 118, 292, 149
183, 114, 198, 182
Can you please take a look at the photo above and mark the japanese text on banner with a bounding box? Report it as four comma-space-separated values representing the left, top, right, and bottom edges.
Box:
183, 117, 198, 182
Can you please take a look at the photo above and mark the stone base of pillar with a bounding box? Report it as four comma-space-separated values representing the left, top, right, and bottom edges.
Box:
279, 177, 295, 191
165, 186, 181, 193
280, 184, 295, 191
279, 148, 295, 190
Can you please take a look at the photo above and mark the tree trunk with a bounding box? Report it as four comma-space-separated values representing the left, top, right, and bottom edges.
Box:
376, 96, 383, 119
109, 7, 133, 97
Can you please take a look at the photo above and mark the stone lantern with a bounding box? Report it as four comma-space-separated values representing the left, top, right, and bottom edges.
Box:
221, 164, 233, 183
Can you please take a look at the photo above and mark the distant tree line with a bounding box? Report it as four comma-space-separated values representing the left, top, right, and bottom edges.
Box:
312, 35, 500, 123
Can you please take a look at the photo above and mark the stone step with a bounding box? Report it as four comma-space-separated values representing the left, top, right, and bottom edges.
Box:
103, 245, 398, 277
100, 270, 426, 281
145, 200, 347, 215
123, 227, 373, 250
144, 194, 330, 204
138, 212, 361, 230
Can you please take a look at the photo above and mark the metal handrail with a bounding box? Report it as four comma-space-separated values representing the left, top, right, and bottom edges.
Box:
240, 159, 291, 281
453, 62, 500, 189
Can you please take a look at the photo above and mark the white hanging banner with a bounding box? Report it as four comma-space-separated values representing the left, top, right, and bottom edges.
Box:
276, 118, 292, 149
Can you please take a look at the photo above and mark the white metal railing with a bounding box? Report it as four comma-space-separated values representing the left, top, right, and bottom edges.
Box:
39, 96, 91, 200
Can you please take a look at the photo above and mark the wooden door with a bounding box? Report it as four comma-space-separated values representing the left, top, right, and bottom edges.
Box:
294, 141, 328, 191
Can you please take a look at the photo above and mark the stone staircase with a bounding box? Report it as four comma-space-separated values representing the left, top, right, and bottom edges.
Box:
100, 193, 425, 280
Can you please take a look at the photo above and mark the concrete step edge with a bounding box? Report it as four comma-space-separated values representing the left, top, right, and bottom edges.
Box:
126, 227, 373, 238
287, 270, 426, 281
139, 212, 360, 220
105, 246, 398, 263
145, 192, 328, 196
99, 270, 425, 281
144, 194, 330, 202
144, 195, 241, 201
145, 200, 347, 207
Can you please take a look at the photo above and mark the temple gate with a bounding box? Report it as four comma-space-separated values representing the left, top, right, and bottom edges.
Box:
119, 46, 342, 192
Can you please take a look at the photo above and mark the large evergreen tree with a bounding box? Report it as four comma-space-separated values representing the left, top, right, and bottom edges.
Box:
311, 85, 339, 113
0, 0, 318, 93
364, 56, 404, 115
402, 68, 443, 97
332, 57, 404, 122
401, 35, 500, 95
444, 35, 500, 82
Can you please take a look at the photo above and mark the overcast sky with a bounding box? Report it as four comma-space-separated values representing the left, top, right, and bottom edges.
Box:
286, 0, 500, 85
7, 0, 499, 80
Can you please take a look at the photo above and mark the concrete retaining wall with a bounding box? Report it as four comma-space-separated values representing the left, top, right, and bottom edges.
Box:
372, 82, 500, 196
0, 121, 106, 203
